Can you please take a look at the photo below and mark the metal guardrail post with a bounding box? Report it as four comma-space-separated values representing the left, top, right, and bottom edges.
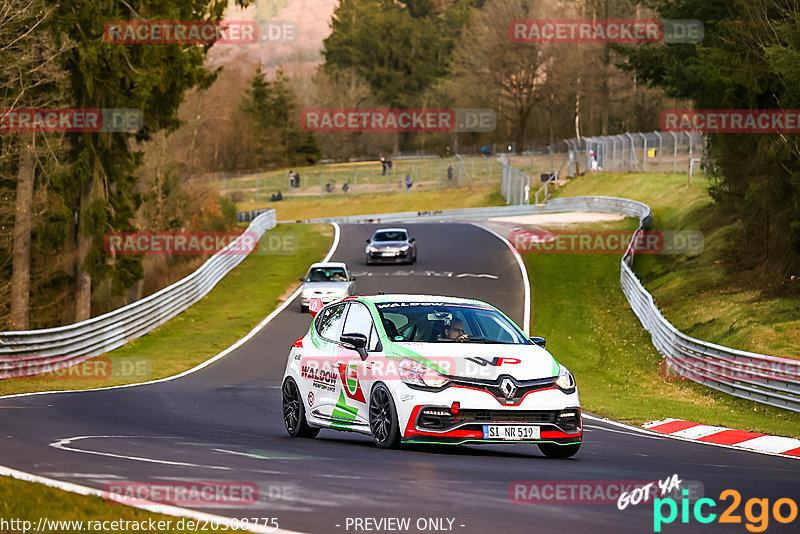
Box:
654, 131, 663, 171
669, 131, 678, 172
639, 132, 648, 172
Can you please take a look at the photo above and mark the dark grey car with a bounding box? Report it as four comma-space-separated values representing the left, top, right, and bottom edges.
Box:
365, 228, 417, 265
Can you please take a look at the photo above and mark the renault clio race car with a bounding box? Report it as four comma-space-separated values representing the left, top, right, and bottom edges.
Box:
281, 295, 582, 458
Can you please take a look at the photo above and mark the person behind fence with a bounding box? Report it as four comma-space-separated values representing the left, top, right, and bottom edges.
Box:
380, 157, 386, 175
293, 171, 301, 187
404, 173, 412, 193
343, 181, 349, 193
326, 181, 334, 193
590, 151, 598, 171
447, 163, 453, 181
387, 158, 392, 174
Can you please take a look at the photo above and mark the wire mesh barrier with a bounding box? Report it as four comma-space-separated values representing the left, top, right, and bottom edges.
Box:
0, 210, 277, 379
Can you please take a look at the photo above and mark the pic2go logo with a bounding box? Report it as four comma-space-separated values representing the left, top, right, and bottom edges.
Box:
654, 489, 798, 533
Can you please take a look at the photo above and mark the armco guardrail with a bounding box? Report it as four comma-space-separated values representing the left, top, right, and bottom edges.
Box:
291, 197, 799, 412
0, 210, 277, 379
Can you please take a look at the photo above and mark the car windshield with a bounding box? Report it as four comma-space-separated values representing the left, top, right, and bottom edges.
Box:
375, 302, 530, 344
306, 267, 348, 282
373, 231, 407, 242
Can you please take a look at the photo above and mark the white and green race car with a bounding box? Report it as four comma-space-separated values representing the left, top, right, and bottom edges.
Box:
281, 294, 582, 458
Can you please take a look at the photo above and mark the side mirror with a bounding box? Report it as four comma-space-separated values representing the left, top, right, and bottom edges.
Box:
366, 238, 371, 244
530, 336, 546, 349
350, 276, 357, 281
409, 237, 415, 243
299, 277, 305, 282
340, 332, 368, 360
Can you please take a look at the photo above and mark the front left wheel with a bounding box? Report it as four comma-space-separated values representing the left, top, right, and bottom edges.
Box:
282, 377, 320, 438
368, 383, 401, 449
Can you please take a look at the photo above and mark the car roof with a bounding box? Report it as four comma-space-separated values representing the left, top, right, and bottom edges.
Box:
308, 262, 348, 269
354, 294, 489, 306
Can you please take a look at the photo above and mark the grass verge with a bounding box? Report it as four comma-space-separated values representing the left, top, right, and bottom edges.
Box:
240, 186, 505, 221
528, 172, 800, 435
0, 223, 333, 396
552, 172, 800, 359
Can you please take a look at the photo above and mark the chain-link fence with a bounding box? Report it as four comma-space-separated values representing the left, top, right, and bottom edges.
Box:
210, 131, 704, 208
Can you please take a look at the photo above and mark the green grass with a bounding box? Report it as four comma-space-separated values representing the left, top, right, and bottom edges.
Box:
243, 186, 506, 222
553, 172, 800, 359
0, 223, 333, 396
527, 171, 800, 435
525, 218, 800, 437
0, 476, 250, 533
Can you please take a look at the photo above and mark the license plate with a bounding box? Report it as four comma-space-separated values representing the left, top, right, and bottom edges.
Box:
381, 252, 396, 256
482, 425, 540, 440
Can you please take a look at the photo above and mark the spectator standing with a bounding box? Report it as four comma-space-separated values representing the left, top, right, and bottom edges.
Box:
404, 174, 412, 193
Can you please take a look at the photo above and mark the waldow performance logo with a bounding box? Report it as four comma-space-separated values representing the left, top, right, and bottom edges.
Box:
0, 109, 143, 133
509, 19, 704, 44
301, 108, 496, 133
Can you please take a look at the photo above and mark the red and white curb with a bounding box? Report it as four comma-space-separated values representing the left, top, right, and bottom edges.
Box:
644, 418, 800, 457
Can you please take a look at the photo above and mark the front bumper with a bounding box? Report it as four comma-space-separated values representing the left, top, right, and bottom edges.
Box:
392, 382, 582, 446
367, 249, 412, 262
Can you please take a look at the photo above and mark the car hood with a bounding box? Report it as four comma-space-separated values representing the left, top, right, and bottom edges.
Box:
303, 281, 350, 290
370, 241, 409, 248
388, 342, 559, 381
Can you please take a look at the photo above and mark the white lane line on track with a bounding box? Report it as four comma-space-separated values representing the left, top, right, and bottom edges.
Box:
471, 224, 531, 335
0, 465, 302, 534
49, 436, 233, 470
0, 223, 341, 401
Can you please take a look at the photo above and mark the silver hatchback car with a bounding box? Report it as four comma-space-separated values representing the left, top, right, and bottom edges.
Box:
299, 262, 356, 312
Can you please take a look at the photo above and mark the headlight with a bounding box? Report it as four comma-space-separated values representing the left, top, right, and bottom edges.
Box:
398, 358, 450, 388
331, 288, 348, 296
400, 245, 410, 251
302, 288, 314, 297
555, 364, 576, 392
368, 246, 379, 253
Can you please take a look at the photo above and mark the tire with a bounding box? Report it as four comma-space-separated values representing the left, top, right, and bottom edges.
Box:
365, 255, 372, 265
282, 377, 320, 438
300, 302, 308, 313
538, 442, 581, 459
368, 383, 401, 449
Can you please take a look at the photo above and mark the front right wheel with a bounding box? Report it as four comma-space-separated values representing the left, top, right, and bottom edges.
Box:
537, 442, 581, 459
368, 383, 401, 449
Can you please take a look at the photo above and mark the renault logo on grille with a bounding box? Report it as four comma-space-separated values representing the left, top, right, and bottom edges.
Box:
499, 377, 517, 401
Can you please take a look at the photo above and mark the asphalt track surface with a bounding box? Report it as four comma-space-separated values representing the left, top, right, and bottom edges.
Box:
1, 223, 797, 534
